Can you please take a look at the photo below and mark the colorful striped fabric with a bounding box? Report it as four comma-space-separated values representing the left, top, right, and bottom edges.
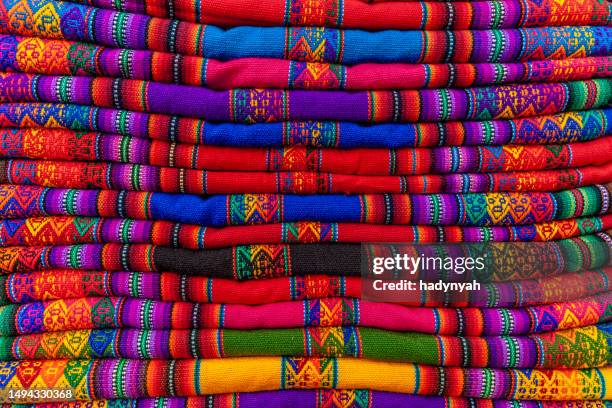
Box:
3, 36, 612, 90
2, 1, 611, 64
1, 268, 609, 307
2, 74, 610, 123
0, 215, 610, 248
0, 185, 608, 226
0, 233, 607, 277
2, 103, 609, 147
1, 325, 609, 368
4, 159, 611, 194
2, 129, 611, 174
11, 395, 612, 408
0, 0, 610, 403
67, 0, 612, 29
0, 294, 608, 335
0, 358, 608, 400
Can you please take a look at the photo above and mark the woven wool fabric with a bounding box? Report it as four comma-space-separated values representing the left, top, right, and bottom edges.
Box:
1, 185, 609, 227
0, 215, 609, 248
5, 159, 611, 194
0, 294, 607, 335
2, 1, 611, 64
0, 358, 609, 400
2, 74, 610, 123
2, 268, 610, 308
0, 272, 359, 305
3, 36, 612, 90
0, 325, 608, 368
2, 103, 609, 148
0, 234, 606, 279
13, 395, 612, 408
65, 0, 612, 29
2, 129, 611, 175
0, 0, 610, 402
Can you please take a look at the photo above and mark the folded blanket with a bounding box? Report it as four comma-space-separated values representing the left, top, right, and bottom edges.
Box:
1, 325, 608, 368
1, 185, 608, 227
2, 0, 611, 402
2, 184, 609, 226
3, 36, 612, 90
11, 394, 612, 408
4, 159, 610, 194
2, 1, 610, 64
0, 294, 607, 335
2, 103, 609, 147
2, 74, 610, 123
0, 215, 609, 248
2, 268, 610, 307
0, 358, 608, 399
3, 129, 610, 175
0, 234, 607, 278
63, 0, 612, 29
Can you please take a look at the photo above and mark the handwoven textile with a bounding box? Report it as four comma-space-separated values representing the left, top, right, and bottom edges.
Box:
0, 0, 610, 402
2, 74, 610, 123
1, 185, 608, 226
0, 358, 608, 400
0, 294, 607, 335
2, 103, 609, 147
4, 159, 611, 194
0, 233, 607, 278
2, 129, 611, 174
0, 325, 608, 368
1, 268, 610, 307
2, 1, 611, 64
12, 395, 612, 408
65, 0, 612, 29
2, 36, 612, 90
0, 215, 609, 248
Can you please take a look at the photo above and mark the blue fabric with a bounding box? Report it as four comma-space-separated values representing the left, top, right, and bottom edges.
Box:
201, 121, 418, 148
2, 104, 609, 148
149, 193, 362, 226
343, 30, 424, 63
203, 26, 287, 60
605, 109, 612, 134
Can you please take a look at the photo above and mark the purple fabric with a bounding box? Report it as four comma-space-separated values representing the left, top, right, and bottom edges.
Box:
1, 73, 600, 124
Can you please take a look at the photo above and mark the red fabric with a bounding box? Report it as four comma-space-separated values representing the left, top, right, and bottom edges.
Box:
2, 159, 610, 194
1, 215, 610, 248
1, 128, 610, 175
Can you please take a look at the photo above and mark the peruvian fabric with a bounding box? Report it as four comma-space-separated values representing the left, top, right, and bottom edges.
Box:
0, 358, 609, 400
0, 234, 607, 279
2, 36, 612, 90
3, 158, 610, 194
64, 0, 612, 29
2, 1, 612, 64
5, 396, 612, 408
1, 129, 610, 174
0, 185, 608, 226
1, 74, 610, 123
0, 215, 610, 248
0, 325, 609, 368
0, 293, 608, 336
1, 268, 610, 308
1, 103, 610, 148
0, 0, 610, 404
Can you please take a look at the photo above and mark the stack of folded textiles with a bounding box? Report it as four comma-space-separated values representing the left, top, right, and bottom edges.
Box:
0, 0, 611, 406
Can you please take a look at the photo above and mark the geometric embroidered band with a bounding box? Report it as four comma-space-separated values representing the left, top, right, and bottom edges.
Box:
1, 74, 610, 123
1, 129, 610, 174
0, 185, 608, 226
1, 104, 610, 148
0, 358, 609, 400
2, 36, 612, 90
